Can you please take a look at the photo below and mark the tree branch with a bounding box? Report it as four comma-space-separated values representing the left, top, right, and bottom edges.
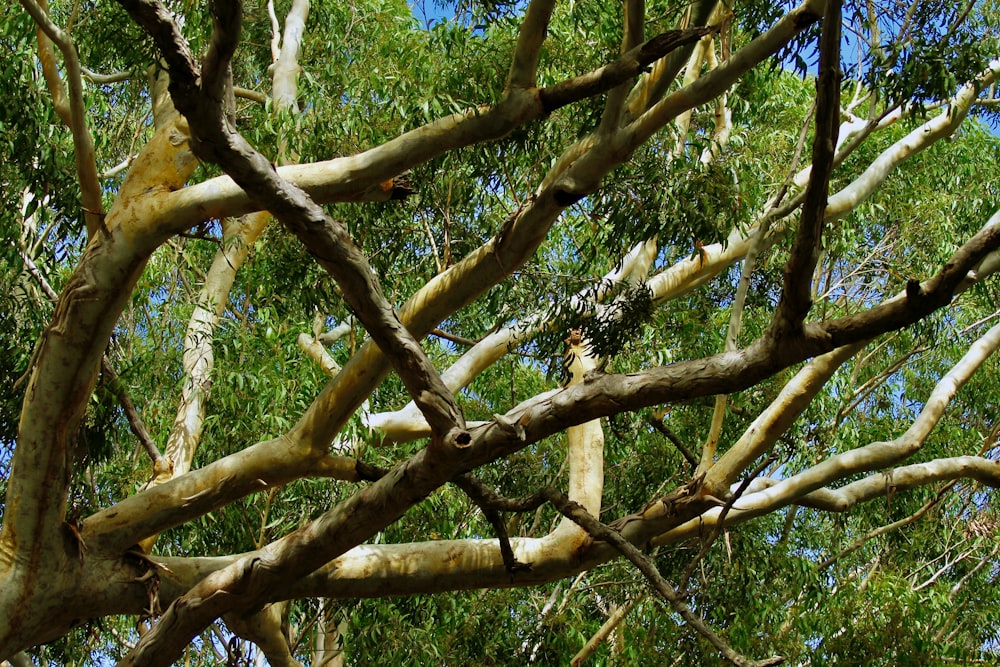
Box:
118, 0, 466, 443
817, 480, 956, 569
543, 488, 784, 667
85, 209, 1000, 555
735, 457, 1000, 517
661, 331, 1000, 541
81, 66, 136, 84
13, 238, 166, 480
18, 0, 104, 237
646, 413, 699, 469
770, 0, 841, 338
100, 359, 165, 470
539, 27, 716, 113
623, 0, 721, 123
597, 0, 645, 135
451, 475, 542, 574
506, 0, 556, 89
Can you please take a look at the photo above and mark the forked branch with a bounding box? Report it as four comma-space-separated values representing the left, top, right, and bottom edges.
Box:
117, 0, 466, 442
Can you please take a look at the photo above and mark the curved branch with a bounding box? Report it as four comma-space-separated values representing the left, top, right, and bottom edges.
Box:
83, 206, 1000, 556
141, 22, 781, 240
18, 0, 104, 236
81, 66, 136, 84
662, 456, 1000, 546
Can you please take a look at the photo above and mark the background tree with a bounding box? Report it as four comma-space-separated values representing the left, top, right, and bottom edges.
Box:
1, 0, 1000, 664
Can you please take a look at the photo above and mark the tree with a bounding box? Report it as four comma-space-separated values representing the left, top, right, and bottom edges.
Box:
2, 0, 1000, 663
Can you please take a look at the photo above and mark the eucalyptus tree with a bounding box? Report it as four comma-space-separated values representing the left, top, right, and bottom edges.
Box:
2, 0, 1000, 664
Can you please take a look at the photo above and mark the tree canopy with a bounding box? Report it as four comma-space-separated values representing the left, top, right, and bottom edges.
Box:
2, 0, 1000, 664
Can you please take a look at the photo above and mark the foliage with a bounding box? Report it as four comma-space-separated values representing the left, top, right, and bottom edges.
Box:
2, 0, 1000, 665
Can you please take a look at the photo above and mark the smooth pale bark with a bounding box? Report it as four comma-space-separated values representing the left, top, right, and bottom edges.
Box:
0, 110, 197, 580
0, 111, 198, 657
223, 602, 301, 667
825, 60, 1000, 220
572, 594, 644, 666
624, 0, 720, 123
18, 0, 104, 237
157, 213, 269, 482
661, 456, 1000, 544
297, 333, 342, 376
672, 32, 714, 155
89, 0, 826, 565
5, 0, 1000, 659
659, 319, 1000, 541
558, 338, 606, 534
367, 239, 658, 443
140, 26, 715, 239
140, 250, 1000, 607
506, 0, 556, 89
706, 343, 865, 493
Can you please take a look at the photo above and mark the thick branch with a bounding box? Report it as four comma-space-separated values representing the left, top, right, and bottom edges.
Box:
506, 0, 556, 89
118, 0, 466, 442
665, 456, 1000, 544
144, 18, 788, 241
705, 342, 864, 493
770, 0, 841, 337
17, 236, 167, 472
84, 207, 1000, 555
271, 0, 309, 111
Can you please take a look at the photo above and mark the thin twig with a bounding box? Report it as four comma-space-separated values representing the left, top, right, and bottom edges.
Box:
646, 412, 698, 469
680, 454, 777, 591
543, 488, 784, 667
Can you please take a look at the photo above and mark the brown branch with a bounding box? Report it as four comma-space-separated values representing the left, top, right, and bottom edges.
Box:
542, 488, 784, 667
86, 212, 1000, 558
819, 216, 1000, 348
431, 328, 479, 348
679, 454, 776, 590
362, 466, 545, 576
646, 412, 698, 469
451, 475, 541, 574
117, 0, 466, 444
770, 0, 842, 338
100, 358, 165, 469
539, 27, 716, 113
358, 465, 542, 575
